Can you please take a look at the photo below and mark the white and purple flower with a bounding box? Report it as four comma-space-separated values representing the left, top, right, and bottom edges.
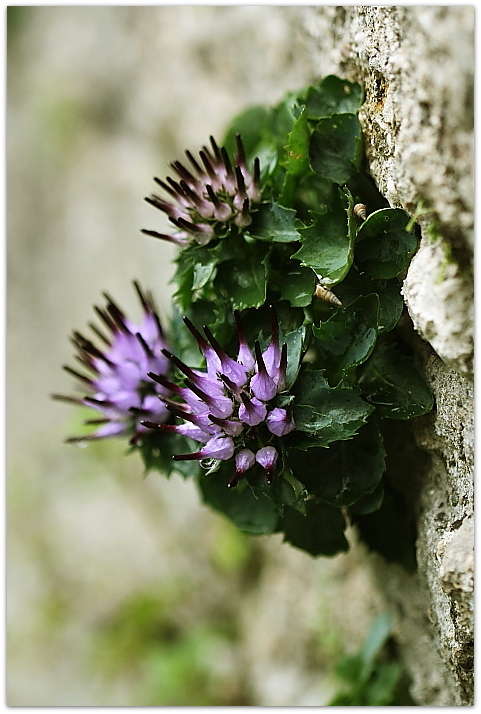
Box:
141, 134, 261, 248
143, 309, 295, 487
53, 282, 170, 445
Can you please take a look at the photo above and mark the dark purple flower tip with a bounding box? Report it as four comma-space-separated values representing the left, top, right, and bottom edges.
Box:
219, 374, 242, 401
173, 434, 235, 462
161, 349, 224, 398
141, 309, 299, 482
262, 307, 281, 377
234, 310, 256, 371
272, 343, 288, 392
182, 316, 221, 375
147, 371, 205, 414
183, 378, 234, 420
140, 228, 190, 247
238, 393, 267, 427
165, 404, 219, 436
228, 448, 256, 488
255, 446, 278, 484
56, 283, 170, 443
140, 419, 212, 444
250, 341, 277, 402
144, 134, 261, 248
203, 325, 249, 387
208, 415, 245, 437
266, 407, 296, 437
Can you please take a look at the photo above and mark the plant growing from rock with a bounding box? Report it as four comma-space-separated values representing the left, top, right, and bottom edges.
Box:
56, 76, 433, 559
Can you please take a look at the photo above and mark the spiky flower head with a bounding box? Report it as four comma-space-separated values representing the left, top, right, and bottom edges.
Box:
143, 309, 295, 488
53, 282, 170, 445
141, 134, 261, 248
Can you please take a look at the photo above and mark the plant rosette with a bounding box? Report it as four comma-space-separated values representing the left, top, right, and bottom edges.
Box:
57, 76, 433, 560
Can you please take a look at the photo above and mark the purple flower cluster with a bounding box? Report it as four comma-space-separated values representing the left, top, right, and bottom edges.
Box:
143, 310, 295, 488
53, 283, 170, 445
141, 134, 261, 248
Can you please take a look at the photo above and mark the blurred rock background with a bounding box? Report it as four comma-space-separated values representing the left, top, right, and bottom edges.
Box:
7, 6, 387, 706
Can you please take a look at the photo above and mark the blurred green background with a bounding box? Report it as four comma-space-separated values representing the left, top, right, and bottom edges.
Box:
7, 6, 396, 705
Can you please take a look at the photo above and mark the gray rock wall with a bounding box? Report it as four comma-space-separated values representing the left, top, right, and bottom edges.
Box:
300, 6, 474, 705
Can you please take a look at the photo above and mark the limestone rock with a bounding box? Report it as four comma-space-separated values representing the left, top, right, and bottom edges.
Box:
300, 6, 474, 704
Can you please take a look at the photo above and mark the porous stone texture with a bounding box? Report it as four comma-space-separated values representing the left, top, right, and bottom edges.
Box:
301, 6, 474, 705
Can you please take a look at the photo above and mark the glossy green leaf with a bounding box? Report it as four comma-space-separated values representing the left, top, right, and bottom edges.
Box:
376, 279, 404, 333
280, 106, 310, 176
247, 462, 306, 517
192, 250, 218, 291
312, 293, 379, 381
280, 265, 316, 307
248, 201, 302, 243
305, 76, 364, 119
280, 499, 349, 557
355, 209, 418, 278
309, 113, 363, 184
290, 369, 374, 447
349, 481, 385, 515
358, 341, 434, 419
283, 325, 307, 389
140, 432, 200, 480
329, 273, 404, 334
291, 187, 355, 283
199, 465, 279, 535
222, 104, 269, 160
265, 92, 302, 149
215, 251, 268, 310
172, 253, 195, 313
290, 421, 385, 508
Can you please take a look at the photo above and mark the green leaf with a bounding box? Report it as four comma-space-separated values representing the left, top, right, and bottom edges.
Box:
290, 421, 385, 508
358, 341, 434, 419
280, 265, 316, 307
222, 104, 270, 160
247, 461, 307, 517
367, 662, 402, 706
349, 481, 385, 515
334, 653, 363, 685
309, 113, 363, 184
359, 612, 393, 681
376, 279, 404, 333
215, 250, 268, 310
192, 249, 218, 291
139, 432, 200, 480
329, 273, 404, 334
280, 499, 349, 557
265, 92, 302, 148
328, 692, 358, 706
198, 464, 279, 535
280, 106, 310, 176
290, 368, 374, 447
291, 187, 355, 284
355, 208, 418, 278
312, 293, 380, 381
283, 325, 307, 389
172, 255, 194, 313
248, 201, 302, 243
280, 467, 307, 514
305, 76, 364, 119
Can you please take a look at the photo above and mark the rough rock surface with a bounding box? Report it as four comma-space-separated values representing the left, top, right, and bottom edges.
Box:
300, 6, 474, 705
